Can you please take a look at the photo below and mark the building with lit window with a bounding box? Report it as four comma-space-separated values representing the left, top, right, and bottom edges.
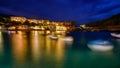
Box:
10, 16, 26, 23
28, 19, 38, 24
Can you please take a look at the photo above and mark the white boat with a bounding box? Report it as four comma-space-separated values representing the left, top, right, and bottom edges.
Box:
88, 40, 114, 52
48, 35, 58, 40
61, 36, 73, 42
111, 33, 120, 38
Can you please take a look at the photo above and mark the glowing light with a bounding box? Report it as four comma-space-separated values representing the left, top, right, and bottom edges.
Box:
46, 30, 50, 34
56, 31, 61, 34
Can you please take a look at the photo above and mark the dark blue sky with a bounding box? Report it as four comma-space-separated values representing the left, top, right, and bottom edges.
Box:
0, 0, 120, 24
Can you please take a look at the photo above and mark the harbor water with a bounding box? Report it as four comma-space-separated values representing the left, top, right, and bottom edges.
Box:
0, 31, 120, 68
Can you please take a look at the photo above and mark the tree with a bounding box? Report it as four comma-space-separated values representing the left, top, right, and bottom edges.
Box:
23, 20, 30, 26
71, 21, 76, 26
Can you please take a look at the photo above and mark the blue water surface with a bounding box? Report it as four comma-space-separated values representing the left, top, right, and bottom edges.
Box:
0, 31, 120, 68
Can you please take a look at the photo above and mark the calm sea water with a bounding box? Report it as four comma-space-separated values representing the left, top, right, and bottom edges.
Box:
0, 31, 120, 68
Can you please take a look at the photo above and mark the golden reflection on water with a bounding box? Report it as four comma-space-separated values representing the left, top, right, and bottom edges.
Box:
9, 31, 71, 67
10, 31, 28, 62
10, 31, 65, 61
46, 35, 51, 56
0, 31, 4, 56
55, 38, 65, 61
30, 31, 41, 61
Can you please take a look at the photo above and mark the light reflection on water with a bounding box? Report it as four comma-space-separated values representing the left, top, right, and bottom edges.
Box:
7, 31, 68, 68
0, 31, 4, 56
0, 31, 120, 68
30, 31, 41, 61
10, 31, 28, 64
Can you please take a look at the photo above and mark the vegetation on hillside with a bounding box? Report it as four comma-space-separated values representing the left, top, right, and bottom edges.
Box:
86, 14, 120, 27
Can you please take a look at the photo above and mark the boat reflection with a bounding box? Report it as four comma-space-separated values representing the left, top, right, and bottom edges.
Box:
90, 51, 115, 60
88, 40, 114, 52
111, 38, 120, 53
55, 37, 65, 61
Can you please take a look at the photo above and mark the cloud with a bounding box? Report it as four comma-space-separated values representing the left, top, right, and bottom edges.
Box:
0, 0, 120, 24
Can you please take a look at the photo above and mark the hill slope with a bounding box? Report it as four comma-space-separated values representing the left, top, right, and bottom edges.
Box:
86, 14, 120, 27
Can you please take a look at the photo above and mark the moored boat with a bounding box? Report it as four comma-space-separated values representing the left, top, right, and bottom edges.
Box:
88, 40, 114, 52
61, 36, 73, 42
48, 35, 58, 40
111, 33, 120, 38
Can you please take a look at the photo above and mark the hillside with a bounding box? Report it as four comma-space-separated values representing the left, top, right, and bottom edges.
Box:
86, 14, 120, 27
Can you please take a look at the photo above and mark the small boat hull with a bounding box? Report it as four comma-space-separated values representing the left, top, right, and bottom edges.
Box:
88, 40, 114, 52
61, 37, 73, 42
88, 44, 113, 51
111, 33, 120, 38
48, 35, 58, 40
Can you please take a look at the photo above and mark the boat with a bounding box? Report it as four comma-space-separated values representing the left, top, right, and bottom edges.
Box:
48, 35, 58, 40
61, 36, 73, 42
87, 40, 114, 52
111, 33, 120, 38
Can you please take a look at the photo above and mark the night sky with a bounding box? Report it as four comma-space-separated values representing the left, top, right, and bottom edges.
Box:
0, 0, 120, 24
